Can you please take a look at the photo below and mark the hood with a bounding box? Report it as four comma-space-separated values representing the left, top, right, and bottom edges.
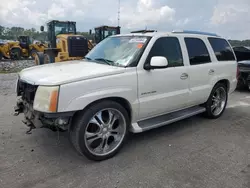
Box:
19, 60, 125, 85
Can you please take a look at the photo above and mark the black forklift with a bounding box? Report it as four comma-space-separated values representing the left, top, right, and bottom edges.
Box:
89, 25, 121, 45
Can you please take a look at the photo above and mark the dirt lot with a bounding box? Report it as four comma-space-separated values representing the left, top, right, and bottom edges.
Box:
0, 73, 250, 188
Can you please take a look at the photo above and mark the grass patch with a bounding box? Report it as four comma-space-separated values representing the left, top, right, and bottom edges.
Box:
0, 69, 22, 74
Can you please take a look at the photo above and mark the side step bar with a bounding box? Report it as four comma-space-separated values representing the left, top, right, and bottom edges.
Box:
136, 106, 206, 132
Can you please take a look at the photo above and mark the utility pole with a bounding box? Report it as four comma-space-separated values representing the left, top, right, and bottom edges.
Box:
118, 0, 120, 27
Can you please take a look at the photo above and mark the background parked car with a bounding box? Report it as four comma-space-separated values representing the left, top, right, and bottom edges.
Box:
233, 46, 250, 90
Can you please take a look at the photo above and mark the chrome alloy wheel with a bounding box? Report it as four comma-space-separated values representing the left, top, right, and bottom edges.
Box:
211, 87, 227, 116
84, 108, 127, 156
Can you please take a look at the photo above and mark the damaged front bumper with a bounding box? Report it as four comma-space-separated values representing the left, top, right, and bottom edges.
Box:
14, 98, 75, 132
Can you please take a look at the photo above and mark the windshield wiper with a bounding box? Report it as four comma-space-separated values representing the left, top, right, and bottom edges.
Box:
94, 58, 114, 65
84, 57, 92, 60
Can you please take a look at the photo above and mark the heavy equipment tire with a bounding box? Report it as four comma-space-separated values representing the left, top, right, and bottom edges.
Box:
0, 52, 3, 60
69, 100, 130, 161
34, 52, 44, 65
236, 74, 249, 91
30, 49, 38, 60
44, 53, 55, 64
10, 48, 21, 60
203, 83, 228, 119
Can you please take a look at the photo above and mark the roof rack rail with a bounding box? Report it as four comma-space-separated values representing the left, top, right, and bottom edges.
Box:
172, 30, 219, 37
131, 30, 157, 33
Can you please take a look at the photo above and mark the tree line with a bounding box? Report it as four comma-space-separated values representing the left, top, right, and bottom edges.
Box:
0, 25, 250, 46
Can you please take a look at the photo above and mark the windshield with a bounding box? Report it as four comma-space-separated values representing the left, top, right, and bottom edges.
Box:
85, 36, 150, 67
54, 22, 76, 35
104, 29, 118, 38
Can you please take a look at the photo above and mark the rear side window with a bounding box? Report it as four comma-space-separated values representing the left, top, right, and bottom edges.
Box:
208, 38, 235, 61
184, 38, 211, 65
147, 37, 183, 67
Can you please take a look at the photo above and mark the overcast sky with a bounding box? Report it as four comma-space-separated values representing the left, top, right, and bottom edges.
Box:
0, 0, 249, 40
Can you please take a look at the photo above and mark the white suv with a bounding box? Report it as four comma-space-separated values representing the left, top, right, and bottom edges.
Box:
14, 30, 238, 161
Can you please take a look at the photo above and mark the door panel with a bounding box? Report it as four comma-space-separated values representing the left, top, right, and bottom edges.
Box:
137, 67, 190, 120
137, 36, 190, 120
187, 64, 215, 105
184, 37, 215, 105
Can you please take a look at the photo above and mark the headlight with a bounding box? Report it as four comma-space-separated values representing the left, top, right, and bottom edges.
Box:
33, 86, 59, 113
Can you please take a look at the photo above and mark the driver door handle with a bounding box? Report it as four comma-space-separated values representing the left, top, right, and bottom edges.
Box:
180, 73, 188, 80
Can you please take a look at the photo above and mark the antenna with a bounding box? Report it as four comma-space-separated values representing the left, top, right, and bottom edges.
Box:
118, 0, 120, 26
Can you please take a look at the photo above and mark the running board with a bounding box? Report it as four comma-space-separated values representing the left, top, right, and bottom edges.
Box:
137, 106, 206, 132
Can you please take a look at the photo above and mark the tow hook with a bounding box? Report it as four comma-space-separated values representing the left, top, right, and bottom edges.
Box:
14, 99, 24, 116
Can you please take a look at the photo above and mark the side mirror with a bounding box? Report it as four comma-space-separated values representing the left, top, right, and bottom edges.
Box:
40, 26, 44, 32
144, 56, 168, 70
89, 29, 92, 35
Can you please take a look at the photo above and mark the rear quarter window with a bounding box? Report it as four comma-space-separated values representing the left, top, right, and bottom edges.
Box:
184, 37, 211, 65
208, 38, 236, 61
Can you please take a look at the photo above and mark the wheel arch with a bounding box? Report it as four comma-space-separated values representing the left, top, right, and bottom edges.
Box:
215, 79, 230, 92
10, 46, 22, 51
74, 97, 133, 123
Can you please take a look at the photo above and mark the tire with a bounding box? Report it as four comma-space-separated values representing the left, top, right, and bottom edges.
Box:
10, 48, 21, 60
44, 53, 56, 64
203, 83, 228, 119
34, 52, 44, 65
0, 52, 2, 60
30, 49, 38, 60
69, 100, 130, 161
236, 76, 248, 91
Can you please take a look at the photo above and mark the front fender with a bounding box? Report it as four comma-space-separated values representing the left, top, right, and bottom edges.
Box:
57, 68, 138, 120
10, 46, 22, 51
66, 87, 133, 110
58, 87, 139, 120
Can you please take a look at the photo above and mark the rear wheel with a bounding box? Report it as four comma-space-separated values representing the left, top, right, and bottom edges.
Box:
203, 83, 228, 119
69, 100, 130, 161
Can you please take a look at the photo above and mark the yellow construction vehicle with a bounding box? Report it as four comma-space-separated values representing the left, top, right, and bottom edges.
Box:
35, 20, 89, 64
0, 41, 13, 60
0, 36, 47, 60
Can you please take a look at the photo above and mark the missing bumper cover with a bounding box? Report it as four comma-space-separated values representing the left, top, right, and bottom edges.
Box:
13, 98, 74, 132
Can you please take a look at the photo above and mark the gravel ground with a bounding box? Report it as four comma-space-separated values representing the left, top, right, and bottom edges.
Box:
0, 60, 35, 72
0, 73, 250, 188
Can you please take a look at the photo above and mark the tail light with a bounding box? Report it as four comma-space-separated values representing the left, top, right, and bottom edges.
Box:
236, 65, 240, 80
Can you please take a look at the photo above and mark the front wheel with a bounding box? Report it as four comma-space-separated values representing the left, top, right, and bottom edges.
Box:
34, 52, 44, 65
10, 48, 21, 60
69, 100, 130, 161
43, 53, 56, 64
203, 83, 228, 119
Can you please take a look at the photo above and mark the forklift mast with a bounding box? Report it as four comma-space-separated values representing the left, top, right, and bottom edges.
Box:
94, 26, 120, 44
41, 20, 77, 48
